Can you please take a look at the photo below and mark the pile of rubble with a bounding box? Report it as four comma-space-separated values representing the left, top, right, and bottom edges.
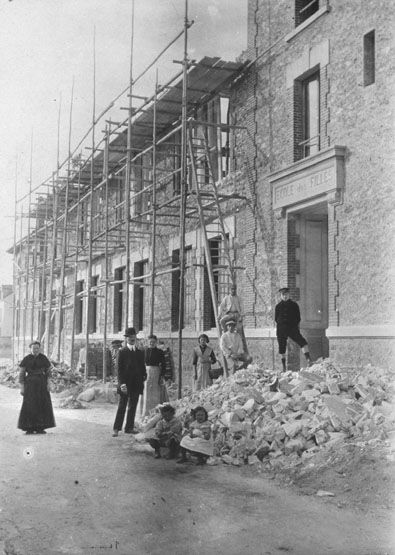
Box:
0, 362, 20, 388
49, 362, 84, 393
170, 359, 394, 467
0, 360, 84, 392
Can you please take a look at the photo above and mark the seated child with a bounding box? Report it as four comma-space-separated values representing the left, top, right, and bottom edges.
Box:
178, 406, 214, 465
148, 404, 182, 459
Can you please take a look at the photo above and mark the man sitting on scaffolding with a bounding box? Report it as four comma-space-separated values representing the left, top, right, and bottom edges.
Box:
218, 284, 243, 333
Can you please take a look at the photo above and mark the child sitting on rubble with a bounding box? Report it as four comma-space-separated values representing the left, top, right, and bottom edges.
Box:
148, 404, 182, 460
177, 406, 214, 465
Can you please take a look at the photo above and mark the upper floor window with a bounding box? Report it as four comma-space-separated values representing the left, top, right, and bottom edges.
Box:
363, 30, 375, 87
303, 72, 320, 157
295, 0, 319, 26
294, 70, 320, 160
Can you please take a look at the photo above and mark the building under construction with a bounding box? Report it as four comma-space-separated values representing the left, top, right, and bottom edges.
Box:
11, 1, 395, 386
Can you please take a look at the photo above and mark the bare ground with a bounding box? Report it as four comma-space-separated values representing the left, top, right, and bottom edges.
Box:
0, 385, 394, 555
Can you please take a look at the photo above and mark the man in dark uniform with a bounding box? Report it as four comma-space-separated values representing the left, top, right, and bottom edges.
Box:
275, 287, 311, 371
112, 327, 147, 436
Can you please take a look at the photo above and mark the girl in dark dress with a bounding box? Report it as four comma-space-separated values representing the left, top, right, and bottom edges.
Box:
18, 341, 56, 434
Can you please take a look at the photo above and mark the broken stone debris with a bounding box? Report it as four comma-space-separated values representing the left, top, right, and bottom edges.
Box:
161, 359, 394, 468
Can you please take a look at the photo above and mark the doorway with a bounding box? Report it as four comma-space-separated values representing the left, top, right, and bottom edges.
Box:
290, 205, 329, 364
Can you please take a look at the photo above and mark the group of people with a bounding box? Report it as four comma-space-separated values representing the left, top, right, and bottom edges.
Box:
16, 284, 311, 437
147, 403, 213, 465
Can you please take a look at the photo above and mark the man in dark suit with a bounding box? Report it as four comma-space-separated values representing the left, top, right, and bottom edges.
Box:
112, 327, 147, 436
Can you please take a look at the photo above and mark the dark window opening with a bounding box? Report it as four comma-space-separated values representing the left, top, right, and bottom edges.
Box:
88, 275, 99, 333
113, 266, 125, 333
294, 70, 320, 160
75, 280, 84, 334
172, 132, 182, 197
184, 247, 193, 327
171, 250, 180, 331
133, 260, 148, 332
364, 30, 375, 86
203, 237, 230, 330
295, 0, 319, 26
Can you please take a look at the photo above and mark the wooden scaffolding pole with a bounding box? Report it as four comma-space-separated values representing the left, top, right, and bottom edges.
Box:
177, 0, 189, 399
149, 71, 158, 336
70, 167, 82, 369
25, 133, 34, 346
102, 124, 110, 381
84, 28, 96, 379
38, 189, 50, 342
12, 158, 18, 364
45, 177, 58, 356
17, 200, 23, 358
45, 96, 62, 356
56, 80, 74, 362
123, 0, 135, 333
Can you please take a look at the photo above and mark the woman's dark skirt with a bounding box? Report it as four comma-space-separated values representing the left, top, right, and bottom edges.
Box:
17, 375, 56, 432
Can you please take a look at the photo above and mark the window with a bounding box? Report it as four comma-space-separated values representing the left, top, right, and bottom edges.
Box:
113, 266, 125, 333
171, 247, 193, 330
171, 250, 180, 331
171, 132, 182, 196
88, 275, 99, 333
219, 97, 230, 178
295, 0, 319, 26
133, 260, 148, 332
363, 30, 375, 86
75, 280, 84, 334
203, 237, 231, 330
184, 247, 194, 327
294, 70, 320, 160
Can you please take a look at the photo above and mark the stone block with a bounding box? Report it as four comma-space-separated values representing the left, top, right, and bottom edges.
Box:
220, 411, 241, 427
282, 420, 303, 438
284, 437, 305, 455
314, 429, 328, 445
255, 440, 271, 460
345, 400, 365, 423
234, 408, 246, 421
327, 380, 341, 395
299, 370, 322, 384
327, 432, 347, 445
264, 391, 287, 405
242, 398, 257, 413
248, 455, 261, 465
301, 389, 320, 401
77, 388, 96, 402
324, 396, 352, 428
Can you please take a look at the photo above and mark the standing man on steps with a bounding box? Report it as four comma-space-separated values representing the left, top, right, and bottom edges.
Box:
275, 287, 311, 371
112, 327, 147, 436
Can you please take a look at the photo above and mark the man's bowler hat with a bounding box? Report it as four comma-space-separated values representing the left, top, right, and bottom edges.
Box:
124, 327, 137, 337
278, 287, 290, 293
226, 319, 236, 325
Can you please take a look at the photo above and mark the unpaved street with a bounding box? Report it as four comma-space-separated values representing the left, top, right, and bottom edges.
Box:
0, 384, 393, 555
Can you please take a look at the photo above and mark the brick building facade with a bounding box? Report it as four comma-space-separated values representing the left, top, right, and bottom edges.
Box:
231, 0, 395, 369
12, 2, 395, 382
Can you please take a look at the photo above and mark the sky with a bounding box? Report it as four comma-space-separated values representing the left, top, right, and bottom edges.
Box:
0, 0, 247, 285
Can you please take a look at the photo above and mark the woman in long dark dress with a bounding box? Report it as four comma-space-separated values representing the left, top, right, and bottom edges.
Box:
18, 341, 56, 434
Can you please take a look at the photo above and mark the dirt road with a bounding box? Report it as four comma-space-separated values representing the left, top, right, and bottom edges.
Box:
0, 384, 393, 555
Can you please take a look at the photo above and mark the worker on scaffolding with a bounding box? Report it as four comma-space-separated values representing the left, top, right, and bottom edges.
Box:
218, 284, 244, 333
220, 319, 251, 374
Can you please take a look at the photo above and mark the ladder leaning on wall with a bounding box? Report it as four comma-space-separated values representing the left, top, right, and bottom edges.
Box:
187, 124, 251, 377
